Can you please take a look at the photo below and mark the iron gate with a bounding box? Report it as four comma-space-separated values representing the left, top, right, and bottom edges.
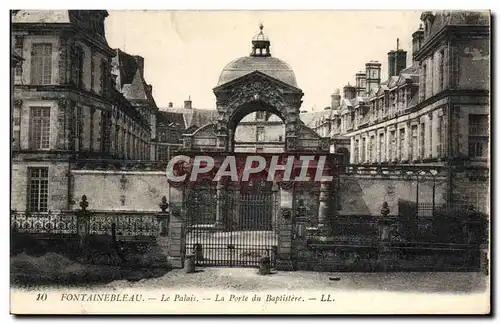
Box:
185, 181, 279, 267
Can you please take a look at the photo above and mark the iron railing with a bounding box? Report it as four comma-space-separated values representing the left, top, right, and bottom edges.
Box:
10, 210, 162, 239
10, 210, 78, 236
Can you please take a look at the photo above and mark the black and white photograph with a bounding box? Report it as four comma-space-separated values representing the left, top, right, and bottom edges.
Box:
8, 8, 491, 315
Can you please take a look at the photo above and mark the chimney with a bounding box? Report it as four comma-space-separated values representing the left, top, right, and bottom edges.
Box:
330, 89, 341, 110
355, 71, 366, 97
343, 83, 356, 100
388, 39, 407, 77
412, 24, 425, 60
184, 96, 192, 109
134, 55, 145, 77
168, 102, 173, 108
365, 61, 381, 96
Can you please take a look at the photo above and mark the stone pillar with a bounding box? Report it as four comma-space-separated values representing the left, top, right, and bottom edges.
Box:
156, 196, 170, 250
378, 202, 396, 271
317, 181, 331, 234
76, 195, 90, 249
276, 184, 294, 270
167, 185, 185, 268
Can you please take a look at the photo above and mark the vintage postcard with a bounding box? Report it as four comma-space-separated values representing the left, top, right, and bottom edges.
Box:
9, 9, 490, 315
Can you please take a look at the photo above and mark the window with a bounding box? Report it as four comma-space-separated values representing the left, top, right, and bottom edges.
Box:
411, 125, 418, 161
27, 167, 49, 212
436, 115, 443, 157
468, 114, 488, 159
100, 60, 109, 96
361, 137, 366, 162
29, 107, 51, 150
388, 130, 396, 161
439, 50, 445, 91
468, 139, 488, 158
354, 139, 359, 163
31, 44, 52, 85
256, 112, 265, 120
75, 46, 84, 88
398, 128, 405, 161
379, 133, 385, 162
256, 126, 265, 142
469, 114, 488, 136
101, 111, 111, 153
370, 135, 376, 163
74, 106, 82, 151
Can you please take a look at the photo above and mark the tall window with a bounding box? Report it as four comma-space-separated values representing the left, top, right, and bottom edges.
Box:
101, 111, 111, 153
361, 137, 366, 162
354, 139, 359, 163
389, 130, 396, 161
29, 107, 51, 150
74, 106, 82, 151
379, 133, 385, 162
31, 44, 52, 85
27, 167, 49, 212
411, 125, 418, 161
370, 135, 376, 163
439, 50, 445, 91
100, 60, 109, 96
468, 114, 488, 159
75, 46, 84, 88
256, 126, 265, 142
398, 128, 405, 161
436, 115, 443, 157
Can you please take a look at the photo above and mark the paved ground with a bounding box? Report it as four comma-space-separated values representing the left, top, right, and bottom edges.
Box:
104, 267, 488, 294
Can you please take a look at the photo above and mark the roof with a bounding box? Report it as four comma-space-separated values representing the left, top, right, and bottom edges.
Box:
12, 10, 71, 23
157, 107, 218, 130
112, 49, 157, 107
299, 110, 334, 128
422, 11, 490, 41
217, 56, 297, 87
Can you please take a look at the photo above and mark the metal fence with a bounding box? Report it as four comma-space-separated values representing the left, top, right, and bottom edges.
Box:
11, 211, 78, 237
10, 210, 162, 239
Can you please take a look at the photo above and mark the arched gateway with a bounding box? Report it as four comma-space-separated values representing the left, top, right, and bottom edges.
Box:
169, 25, 336, 269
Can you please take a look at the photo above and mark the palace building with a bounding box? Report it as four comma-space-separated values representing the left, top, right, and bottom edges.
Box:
11, 10, 153, 212
329, 10, 490, 209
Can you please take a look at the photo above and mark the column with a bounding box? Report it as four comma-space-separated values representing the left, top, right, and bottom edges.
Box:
317, 181, 331, 234
276, 184, 294, 270
167, 185, 185, 268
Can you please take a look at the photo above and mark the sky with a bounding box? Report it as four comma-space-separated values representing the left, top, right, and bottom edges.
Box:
105, 10, 423, 111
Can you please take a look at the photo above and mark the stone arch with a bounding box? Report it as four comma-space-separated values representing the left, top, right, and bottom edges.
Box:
212, 71, 311, 152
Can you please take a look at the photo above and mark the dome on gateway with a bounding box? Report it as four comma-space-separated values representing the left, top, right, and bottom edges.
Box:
217, 24, 298, 88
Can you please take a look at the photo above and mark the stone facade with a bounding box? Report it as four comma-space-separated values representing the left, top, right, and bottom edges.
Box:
11, 10, 151, 213
326, 10, 490, 210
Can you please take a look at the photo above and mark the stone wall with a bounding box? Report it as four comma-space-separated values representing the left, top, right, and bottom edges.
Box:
337, 175, 448, 216
72, 170, 169, 212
